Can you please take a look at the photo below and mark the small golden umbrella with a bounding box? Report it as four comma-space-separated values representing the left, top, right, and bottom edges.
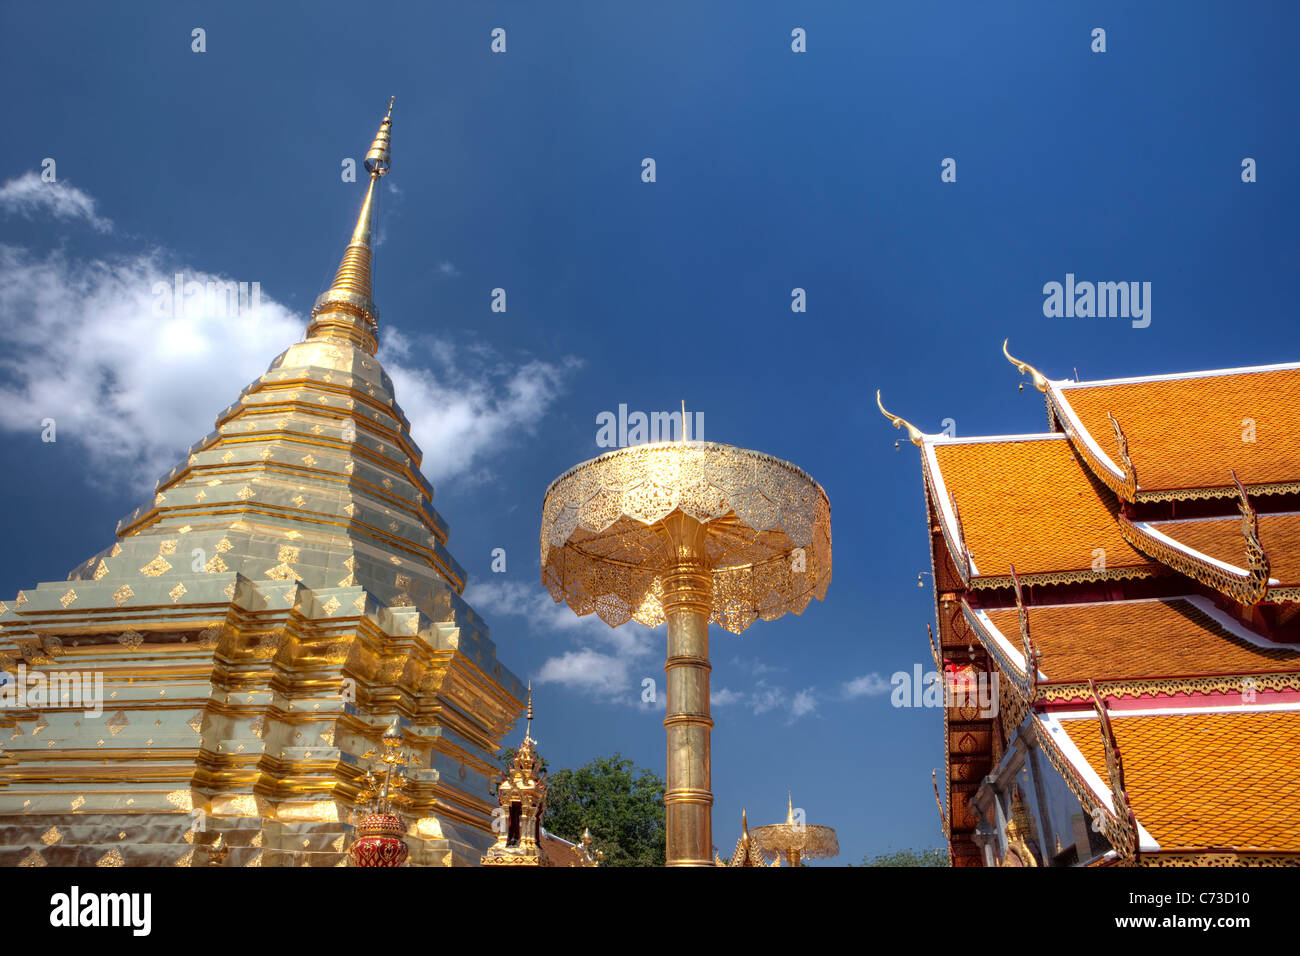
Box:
750, 794, 840, 867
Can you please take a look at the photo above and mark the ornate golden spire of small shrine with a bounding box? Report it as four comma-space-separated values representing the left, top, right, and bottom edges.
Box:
482, 689, 550, 865
307, 97, 394, 354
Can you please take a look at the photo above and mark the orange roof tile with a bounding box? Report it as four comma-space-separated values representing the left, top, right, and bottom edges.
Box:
982, 598, 1300, 684
1065, 711, 1300, 851
928, 437, 1155, 579
1149, 512, 1300, 588
1055, 366, 1300, 495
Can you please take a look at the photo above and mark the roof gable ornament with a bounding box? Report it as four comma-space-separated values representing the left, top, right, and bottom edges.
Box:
1231, 471, 1271, 604
876, 390, 926, 448
1089, 680, 1139, 866
993, 565, 1041, 740
931, 769, 948, 839
1106, 413, 1139, 500
1002, 339, 1050, 393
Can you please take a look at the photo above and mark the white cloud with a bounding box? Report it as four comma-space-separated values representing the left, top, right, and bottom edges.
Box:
842, 672, 892, 699
0, 236, 577, 491
434, 261, 460, 279
0, 172, 112, 233
0, 246, 303, 487
789, 687, 818, 721
379, 333, 581, 488
749, 679, 785, 715
535, 648, 634, 701
467, 578, 658, 706
712, 678, 818, 723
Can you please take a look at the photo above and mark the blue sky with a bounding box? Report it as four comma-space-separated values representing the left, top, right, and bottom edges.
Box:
1, 1, 1297, 863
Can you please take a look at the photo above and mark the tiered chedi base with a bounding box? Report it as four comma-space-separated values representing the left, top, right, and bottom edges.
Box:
0, 335, 523, 867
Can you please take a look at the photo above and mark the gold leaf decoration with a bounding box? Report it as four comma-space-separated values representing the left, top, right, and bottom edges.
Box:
92, 560, 110, 580
265, 564, 298, 581
105, 711, 129, 736
59, 589, 77, 608
139, 556, 172, 577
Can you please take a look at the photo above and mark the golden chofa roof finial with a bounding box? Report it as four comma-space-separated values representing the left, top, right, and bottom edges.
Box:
307, 98, 396, 355
1003, 339, 1050, 393
876, 389, 926, 449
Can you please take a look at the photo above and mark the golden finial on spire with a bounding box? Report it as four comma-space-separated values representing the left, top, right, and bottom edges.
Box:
876, 389, 926, 448
363, 97, 394, 178
1003, 339, 1050, 393
786, 791, 795, 825
307, 99, 396, 354
525, 680, 534, 740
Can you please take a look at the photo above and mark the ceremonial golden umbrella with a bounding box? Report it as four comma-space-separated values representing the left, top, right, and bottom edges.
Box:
750, 794, 840, 867
540, 435, 831, 866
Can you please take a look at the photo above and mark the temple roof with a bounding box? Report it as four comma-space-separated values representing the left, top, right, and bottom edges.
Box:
975, 596, 1300, 691
1062, 709, 1300, 852
1135, 512, 1300, 591
1048, 363, 1300, 502
924, 435, 1157, 587
888, 346, 1300, 865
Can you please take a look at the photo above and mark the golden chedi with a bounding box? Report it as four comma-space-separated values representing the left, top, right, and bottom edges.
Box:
0, 100, 525, 867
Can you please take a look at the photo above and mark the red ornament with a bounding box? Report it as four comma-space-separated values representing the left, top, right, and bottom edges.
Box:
349, 812, 409, 867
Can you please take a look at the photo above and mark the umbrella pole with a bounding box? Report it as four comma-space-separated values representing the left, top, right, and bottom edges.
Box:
661, 512, 714, 866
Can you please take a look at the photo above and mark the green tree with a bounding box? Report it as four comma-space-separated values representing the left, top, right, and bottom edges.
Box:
540, 753, 666, 867
854, 846, 949, 867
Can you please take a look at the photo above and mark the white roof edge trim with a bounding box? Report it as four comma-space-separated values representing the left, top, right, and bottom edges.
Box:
1055, 360, 1300, 389
982, 594, 1298, 649
1048, 383, 1128, 484
1132, 520, 1282, 585
922, 432, 1065, 447
923, 442, 979, 576
1036, 712, 1160, 851
1052, 700, 1300, 719
1150, 509, 1300, 526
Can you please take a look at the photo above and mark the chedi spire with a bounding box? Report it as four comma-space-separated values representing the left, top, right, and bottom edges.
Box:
307, 97, 394, 355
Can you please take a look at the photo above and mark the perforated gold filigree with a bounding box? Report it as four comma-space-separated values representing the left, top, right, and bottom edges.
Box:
540, 442, 831, 634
